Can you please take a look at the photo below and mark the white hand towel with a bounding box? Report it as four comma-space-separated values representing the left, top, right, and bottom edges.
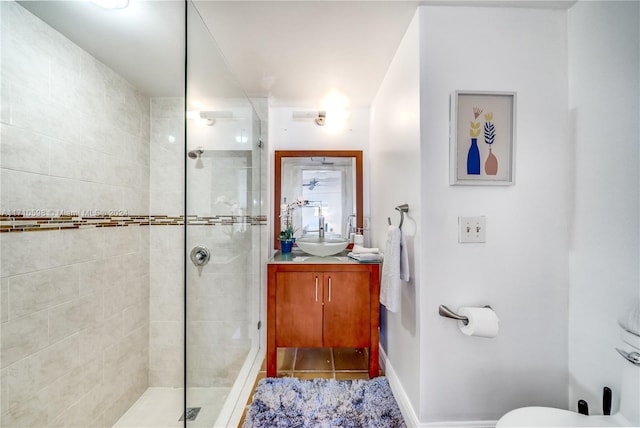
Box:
399, 228, 409, 282
380, 225, 409, 312
619, 300, 640, 337
352, 245, 380, 254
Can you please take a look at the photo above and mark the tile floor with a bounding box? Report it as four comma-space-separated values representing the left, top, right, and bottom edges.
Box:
267, 347, 373, 379
239, 347, 383, 426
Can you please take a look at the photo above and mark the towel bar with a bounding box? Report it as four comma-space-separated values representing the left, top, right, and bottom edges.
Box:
388, 204, 409, 229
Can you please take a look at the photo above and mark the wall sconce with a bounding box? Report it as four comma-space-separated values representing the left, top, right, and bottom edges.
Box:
199, 111, 233, 126
292, 111, 327, 126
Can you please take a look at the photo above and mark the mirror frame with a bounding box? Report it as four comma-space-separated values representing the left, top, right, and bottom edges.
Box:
274, 150, 363, 249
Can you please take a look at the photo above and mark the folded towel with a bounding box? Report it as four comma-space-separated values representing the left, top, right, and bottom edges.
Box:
399, 229, 409, 282
380, 225, 409, 312
352, 245, 380, 254
347, 252, 383, 262
619, 300, 640, 337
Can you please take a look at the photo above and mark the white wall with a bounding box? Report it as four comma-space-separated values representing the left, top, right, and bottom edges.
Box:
418, 6, 569, 423
369, 10, 421, 420
268, 106, 371, 248
186, 102, 255, 152
567, 0, 640, 415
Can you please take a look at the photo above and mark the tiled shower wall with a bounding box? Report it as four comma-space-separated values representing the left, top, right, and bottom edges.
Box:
1, 3, 267, 426
149, 98, 184, 386
1, 3, 150, 426
149, 98, 264, 388
185, 151, 255, 388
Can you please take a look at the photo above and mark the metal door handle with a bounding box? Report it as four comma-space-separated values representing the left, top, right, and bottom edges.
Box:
328, 277, 332, 302
190, 246, 210, 266
315, 276, 319, 302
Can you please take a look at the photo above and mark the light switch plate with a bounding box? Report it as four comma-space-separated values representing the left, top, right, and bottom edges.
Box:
459, 216, 486, 243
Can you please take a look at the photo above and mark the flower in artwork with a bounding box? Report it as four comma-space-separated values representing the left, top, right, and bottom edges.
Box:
483, 121, 495, 145
483, 112, 498, 175
470, 121, 481, 137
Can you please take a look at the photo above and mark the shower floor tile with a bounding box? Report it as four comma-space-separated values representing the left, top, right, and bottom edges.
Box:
113, 386, 230, 428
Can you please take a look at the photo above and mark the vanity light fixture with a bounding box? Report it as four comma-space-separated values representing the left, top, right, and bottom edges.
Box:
91, 0, 129, 9
315, 111, 326, 126
292, 110, 326, 126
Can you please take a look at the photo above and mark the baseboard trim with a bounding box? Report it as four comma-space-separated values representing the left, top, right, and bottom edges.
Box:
379, 346, 421, 427
379, 345, 497, 428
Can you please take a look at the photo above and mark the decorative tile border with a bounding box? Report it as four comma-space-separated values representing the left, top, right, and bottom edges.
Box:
0, 214, 267, 233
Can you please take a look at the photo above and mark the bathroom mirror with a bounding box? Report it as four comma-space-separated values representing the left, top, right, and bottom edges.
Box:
274, 150, 363, 249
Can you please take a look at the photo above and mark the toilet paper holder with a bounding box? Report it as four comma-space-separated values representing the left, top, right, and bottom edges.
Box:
438, 304, 492, 326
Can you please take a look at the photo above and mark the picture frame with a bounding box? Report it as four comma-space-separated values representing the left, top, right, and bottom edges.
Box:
450, 90, 516, 185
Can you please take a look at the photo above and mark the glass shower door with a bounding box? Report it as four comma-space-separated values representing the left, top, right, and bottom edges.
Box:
185, 2, 265, 426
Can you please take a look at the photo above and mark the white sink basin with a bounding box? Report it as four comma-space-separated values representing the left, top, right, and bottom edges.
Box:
295, 237, 349, 257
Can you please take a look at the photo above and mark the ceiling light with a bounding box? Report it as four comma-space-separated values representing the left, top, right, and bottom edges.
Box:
91, 0, 129, 9
320, 89, 350, 133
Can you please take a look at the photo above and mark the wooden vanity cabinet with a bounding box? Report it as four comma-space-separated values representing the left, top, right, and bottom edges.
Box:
267, 262, 380, 378
322, 271, 371, 348
273, 271, 324, 347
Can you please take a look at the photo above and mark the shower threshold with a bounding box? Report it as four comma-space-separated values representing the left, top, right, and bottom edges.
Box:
113, 387, 229, 428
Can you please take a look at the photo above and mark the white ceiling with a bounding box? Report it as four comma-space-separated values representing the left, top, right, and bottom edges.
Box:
193, 1, 419, 107
18, 0, 575, 109
18, 0, 185, 97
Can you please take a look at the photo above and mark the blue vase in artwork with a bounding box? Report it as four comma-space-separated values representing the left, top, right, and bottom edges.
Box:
467, 138, 481, 175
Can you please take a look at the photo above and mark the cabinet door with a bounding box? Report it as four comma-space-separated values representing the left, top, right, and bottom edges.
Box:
323, 271, 371, 347
275, 271, 323, 347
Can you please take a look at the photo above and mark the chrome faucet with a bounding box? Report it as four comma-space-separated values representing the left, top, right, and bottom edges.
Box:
318, 206, 325, 240
347, 214, 356, 235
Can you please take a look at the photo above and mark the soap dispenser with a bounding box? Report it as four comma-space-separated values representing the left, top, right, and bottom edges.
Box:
354, 228, 364, 246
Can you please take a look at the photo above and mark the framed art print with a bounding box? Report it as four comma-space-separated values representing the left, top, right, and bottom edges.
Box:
450, 91, 516, 185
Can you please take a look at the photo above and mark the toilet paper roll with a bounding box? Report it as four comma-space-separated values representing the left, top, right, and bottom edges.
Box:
457, 307, 499, 338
